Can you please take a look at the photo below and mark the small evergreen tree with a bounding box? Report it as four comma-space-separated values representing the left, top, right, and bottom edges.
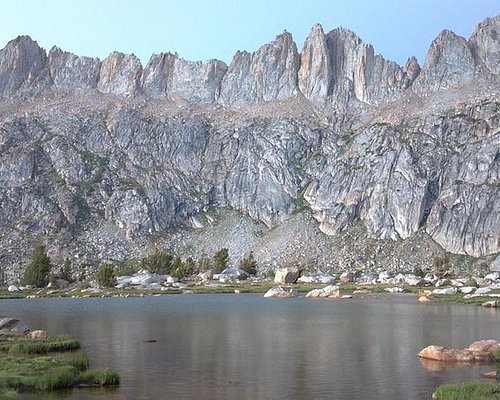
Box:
96, 263, 116, 288
198, 253, 212, 272
170, 256, 185, 279
184, 257, 196, 276
143, 250, 173, 274
213, 248, 229, 274
240, 251, 257, 275
21, 245, 51, 287
59, 259, 74, 282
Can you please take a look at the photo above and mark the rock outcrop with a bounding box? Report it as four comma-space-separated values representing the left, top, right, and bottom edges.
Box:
413, 30, 476, 92
0, 16, 498, 280
0, 36, 49, 97
469, 15, 500, 75
219, 32, 300, 104
298, 24, 332, 100
48, 47, 100, 92
142, 53, 227, 103
98, 52, 142, 96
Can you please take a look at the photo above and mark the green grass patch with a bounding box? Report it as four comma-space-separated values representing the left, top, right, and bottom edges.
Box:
434, 381, 500, 400
491, 349, 500, 363
7, 338, 80, 355
79, 368, 120, 386
0, 333, 118, 396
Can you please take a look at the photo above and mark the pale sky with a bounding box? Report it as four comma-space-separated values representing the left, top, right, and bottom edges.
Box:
0, 0, 498, 66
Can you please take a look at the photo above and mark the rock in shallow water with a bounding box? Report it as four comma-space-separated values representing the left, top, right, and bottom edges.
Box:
264, 286, 298, 298
306, 285, 340, 298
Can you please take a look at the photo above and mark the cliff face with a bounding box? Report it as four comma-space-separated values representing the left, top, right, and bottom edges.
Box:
0, 16, 499, 278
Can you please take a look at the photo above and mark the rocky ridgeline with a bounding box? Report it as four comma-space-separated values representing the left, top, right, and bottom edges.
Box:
1, 16, 499, 103
0, 16, 499, 282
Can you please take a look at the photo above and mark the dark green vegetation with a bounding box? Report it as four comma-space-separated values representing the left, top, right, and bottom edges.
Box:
0, 333, 119, 397
212, 248, 229, 274
240, 251, 257, 276
95, 263, 117, 288
20, 245, 51, 288
434, 382, 500, 400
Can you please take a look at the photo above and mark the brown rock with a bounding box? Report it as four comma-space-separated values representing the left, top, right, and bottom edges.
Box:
418, 345, 475, 362
468, 339, 500, 353
30, 329, 48, 339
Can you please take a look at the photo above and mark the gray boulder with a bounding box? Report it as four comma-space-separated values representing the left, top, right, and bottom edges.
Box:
264, 286, 298, 298
274, 266, 301, 284
306, 285, 340, 298
432, 287, 458, 295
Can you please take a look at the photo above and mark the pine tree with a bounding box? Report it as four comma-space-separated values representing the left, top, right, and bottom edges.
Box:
21, 245, 52, 287
198, 253, 212, 272
213, 248, 229, 274
96, 263, 116, 288
240, 251, 257, 275
170, 256, 185, 279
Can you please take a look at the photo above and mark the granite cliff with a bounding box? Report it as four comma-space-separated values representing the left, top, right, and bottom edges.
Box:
0, 16, 499, 281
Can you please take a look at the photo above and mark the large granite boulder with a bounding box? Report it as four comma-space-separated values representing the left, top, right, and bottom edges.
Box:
274, 266, 301, 284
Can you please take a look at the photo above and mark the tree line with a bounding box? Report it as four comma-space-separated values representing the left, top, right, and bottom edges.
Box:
18, 245, 257, 288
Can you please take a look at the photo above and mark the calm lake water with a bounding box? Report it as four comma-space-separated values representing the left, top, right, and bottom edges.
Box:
1, 294, 499, 400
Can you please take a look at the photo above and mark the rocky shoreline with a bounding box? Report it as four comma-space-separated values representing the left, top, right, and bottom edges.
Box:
2, 267, 499, 308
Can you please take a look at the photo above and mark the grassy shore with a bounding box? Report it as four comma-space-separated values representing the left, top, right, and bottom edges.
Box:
0, 332, 119, 397
434, 382, 500, 400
